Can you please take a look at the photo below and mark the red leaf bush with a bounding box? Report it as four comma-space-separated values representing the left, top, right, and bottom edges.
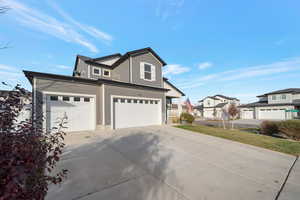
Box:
0, 84, 67, 200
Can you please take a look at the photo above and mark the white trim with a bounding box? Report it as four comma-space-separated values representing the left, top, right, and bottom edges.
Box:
92, 66, 101, 76
103, 69, 111, 77
102, 85, 105, 125
129, 56, 133, 83
110, 95, 162, 129
140, 62, 156, 82
42, 91, 97, 132
42, 91, 96, 97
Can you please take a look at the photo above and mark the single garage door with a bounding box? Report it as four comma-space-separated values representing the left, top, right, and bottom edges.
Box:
241, 109, 254, 119
258, 109, 286, 120
46, 95, 96, 132
113, 97, 162, 129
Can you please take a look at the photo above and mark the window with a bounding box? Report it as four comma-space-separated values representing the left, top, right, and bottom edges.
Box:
281, 94, 286, 100
207, 100, 210, 106
50, 96, 58, 101
113, 98, 118, 103
154, 101, 158, 104
74, 97, 80, 102
150, 100, 153, 104
127, 99, 132, 103
133, 99, 138, 103
120, 98, 125, 103
139, 100, 143, 104
272, 95, 277, 100
63, 96, 70, 101
144, 64, 152, 80
145, 100, 149, 104
84, 98, 90, 102
103, 69, 110, 77
93, 67, 101, 76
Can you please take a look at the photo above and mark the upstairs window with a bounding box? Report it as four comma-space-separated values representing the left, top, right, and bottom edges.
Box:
140, 62, 156, 81
103, 69, 110, 77
272, 95, 277, 100
93, 67, 101, 76
281, 94, 286, 100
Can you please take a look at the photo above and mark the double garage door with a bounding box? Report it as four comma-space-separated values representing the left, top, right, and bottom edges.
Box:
241, 109, 254, 119
258, 109, 286, 120
46, 95, 95, 132
112, 97, 162, 129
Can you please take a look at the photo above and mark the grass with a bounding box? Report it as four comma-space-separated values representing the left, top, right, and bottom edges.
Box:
176, 125, 300, 156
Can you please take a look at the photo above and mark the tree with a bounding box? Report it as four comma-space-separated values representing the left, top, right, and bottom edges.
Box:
0, 83, 67, 200
228, 103, 239, 129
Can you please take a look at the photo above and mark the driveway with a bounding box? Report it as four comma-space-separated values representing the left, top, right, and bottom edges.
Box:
46, 126, 298, 200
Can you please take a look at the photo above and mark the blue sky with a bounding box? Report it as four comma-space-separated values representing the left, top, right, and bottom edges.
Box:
1, 0, 300, 104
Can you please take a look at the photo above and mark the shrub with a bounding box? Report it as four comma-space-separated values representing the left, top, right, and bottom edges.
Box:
278, 120, 300, 140
172, 117, 180, 124
260, 121, 280, 135
180, 112, 195, 124
0, 84, 67, 200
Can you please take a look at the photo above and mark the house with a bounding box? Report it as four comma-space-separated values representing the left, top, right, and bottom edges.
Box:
197, 95, 240, 119
239, 88, 300, 120
23, 47, 184, 132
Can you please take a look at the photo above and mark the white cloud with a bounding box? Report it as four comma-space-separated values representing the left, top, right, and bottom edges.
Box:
163, 64, 190, 75
156, 0, 185, 20
3, 0, 113, 53
56, 65, 71, 69
198, 62, 213, 70
0, 64, 18, 71
178, 57, 300, 89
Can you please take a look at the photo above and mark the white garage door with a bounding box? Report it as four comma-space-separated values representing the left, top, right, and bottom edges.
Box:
113, 97, 162, 129
46, 95, 96, 132
204, 110, 214, 118
258, 109, 286, 120
241, 109, 254, 119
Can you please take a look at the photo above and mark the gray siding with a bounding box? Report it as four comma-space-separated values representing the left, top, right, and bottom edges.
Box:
111, 59, 130, 82
131, 52, 163, 88
104, 84, 166, 126
75, 59, 89, 79
35, 77, 103, 125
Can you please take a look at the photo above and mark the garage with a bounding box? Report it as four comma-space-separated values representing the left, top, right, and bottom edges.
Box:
46, 94, 96, 132
241, 109, 254, 119
258, 108, 286, 120
112, 97, 162, 129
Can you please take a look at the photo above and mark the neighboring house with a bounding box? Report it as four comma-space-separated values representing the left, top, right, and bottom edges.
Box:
0, 90, 32, 123
239, 88, 300, 120
197, 95, 240, 119
23, 47, 184, 132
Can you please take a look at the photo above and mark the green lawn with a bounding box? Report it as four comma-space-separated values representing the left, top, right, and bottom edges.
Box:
176, 125, 300, 156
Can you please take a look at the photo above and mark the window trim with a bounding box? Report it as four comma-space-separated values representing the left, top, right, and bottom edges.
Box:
103, 69, 111, 77
141, 62, 156, 82
92, 66, 101, 76
271, 95, 277, 100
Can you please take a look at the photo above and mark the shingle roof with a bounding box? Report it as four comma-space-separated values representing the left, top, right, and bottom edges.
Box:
215, 103, 228, 108
257, 88, 300, 97
239, 102, 296, 108
214, 94, 239, 101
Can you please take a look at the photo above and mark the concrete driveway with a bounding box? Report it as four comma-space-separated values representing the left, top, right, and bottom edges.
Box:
46, 126, 298, 200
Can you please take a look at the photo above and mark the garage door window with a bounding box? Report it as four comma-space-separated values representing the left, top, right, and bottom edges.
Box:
127, 99, 132, 103
154, 101, 158, 104
133, 99, 138, 103
120, 98, 125, 103
63, 96, 70, 101
139, 100, 143, 104
74, 97, 80, 102
50, 96, 58, 101
84, 98, 90, 102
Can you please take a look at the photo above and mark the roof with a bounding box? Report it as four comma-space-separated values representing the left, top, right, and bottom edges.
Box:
214, 94, 239, 101
215, 103, 227, 108
111, 47, 167, 68
23, 71, 169, 92
239, 102, 296, 108
73, 47, 167, 75
91, 53, 121, 62
257, 88, 300, 97
164, 78, 185, 96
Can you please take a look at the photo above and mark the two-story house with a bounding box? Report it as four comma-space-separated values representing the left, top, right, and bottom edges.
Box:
23, 48, 184, 132
239, 88, 300, 120
197, 95, 240, 119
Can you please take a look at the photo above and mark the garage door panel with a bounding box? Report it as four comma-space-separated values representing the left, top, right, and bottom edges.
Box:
113, 98, 161, 129
258, 109, 285, 120
241, 110, 254, 119
46, 95, 95, 132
